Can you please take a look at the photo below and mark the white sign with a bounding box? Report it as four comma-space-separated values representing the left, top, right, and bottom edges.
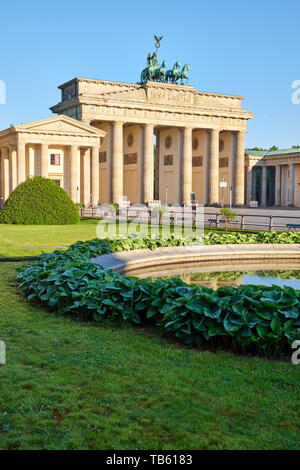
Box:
220, 181, 227, 188
250, 200, 258, 208
148, 200, 161, 207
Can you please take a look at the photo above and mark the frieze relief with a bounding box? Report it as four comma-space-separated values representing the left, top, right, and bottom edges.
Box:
147, 87, 194, 105
84, 104, 247, 129
195, 94, 241, 110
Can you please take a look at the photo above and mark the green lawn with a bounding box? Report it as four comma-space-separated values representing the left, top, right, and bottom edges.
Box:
0, 218, 101, 259
0, 262, 299, 450
0, 218, 266, 260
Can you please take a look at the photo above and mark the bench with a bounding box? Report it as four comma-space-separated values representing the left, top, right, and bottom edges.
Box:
287, 223, 300, 231
208, 218, 225, 227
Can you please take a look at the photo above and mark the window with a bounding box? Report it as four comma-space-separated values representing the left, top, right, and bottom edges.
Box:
127, 133, 134, 147
99, 151, 107, 163
163, 155, 173, 166
192, 156, 203, 167
124, 153, 138, 165
165, 135, 172, 149
219, 157, 229, 168
53, 179, 61, 186
50, 154, 60, 165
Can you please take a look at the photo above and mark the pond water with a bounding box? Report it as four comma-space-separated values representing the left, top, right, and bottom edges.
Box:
160, 270, 300, 290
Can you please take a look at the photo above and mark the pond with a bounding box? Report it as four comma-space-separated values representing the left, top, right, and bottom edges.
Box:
156, 270, 300, 290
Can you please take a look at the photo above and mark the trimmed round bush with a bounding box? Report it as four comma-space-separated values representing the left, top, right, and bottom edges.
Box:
0, 176, 80, 225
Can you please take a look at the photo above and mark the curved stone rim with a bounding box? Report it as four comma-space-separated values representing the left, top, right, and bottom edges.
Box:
91, 243, 300, 277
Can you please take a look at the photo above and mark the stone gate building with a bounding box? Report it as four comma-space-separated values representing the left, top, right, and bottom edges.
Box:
0, 76, 260, 207
51, 78, 254, 206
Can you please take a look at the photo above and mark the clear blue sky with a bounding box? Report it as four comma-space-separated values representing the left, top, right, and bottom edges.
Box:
1, 0, 299, 149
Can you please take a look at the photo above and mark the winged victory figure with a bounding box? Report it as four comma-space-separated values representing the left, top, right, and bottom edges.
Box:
154, 35, 163, 49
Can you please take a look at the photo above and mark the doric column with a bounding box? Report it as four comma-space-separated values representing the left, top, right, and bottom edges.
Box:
208, 128, 220, 205
91, 146, 99, 207
235, 131, 245, 206
70, 145, 79, 203
181, 126, 193, 204
246, 166, 253, 206
261, 166, 267, 206
288, 164, 295, 206
9, 145, 17, 193
40, 143, 48, 178
203, 131, 210, 205
275, 165, 281, 206
0, 150, 4, 202
82, 148, 91, 206
112, 121, 123, 204
1, 148, 9, 202
17, 142, 26, 185
143, 124, 154, 203
154, 129, 160, 200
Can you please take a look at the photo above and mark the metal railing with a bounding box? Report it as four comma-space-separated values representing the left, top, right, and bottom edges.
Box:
81, 207, 300, 231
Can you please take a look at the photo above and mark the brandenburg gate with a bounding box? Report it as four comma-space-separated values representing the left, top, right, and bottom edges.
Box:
50, 76, 253, 206
0, 39, 254, 207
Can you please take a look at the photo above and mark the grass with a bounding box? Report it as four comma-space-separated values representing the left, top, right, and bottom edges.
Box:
0, 219, 100, 259
0, 262, 299, 450
0, 217, 271, 260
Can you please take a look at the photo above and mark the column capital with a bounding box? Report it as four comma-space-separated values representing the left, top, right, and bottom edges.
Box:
142, 123, 155, 129
113, 120, 124, 126
92, 146, 100, 155
183, 126, 193, 134
210, 127, 221, 135
1, 146, 9, 156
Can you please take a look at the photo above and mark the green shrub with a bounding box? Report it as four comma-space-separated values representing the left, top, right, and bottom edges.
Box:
204, 230, 300, 244
0, 176, 80, 225
17, 235, 300, 357
220, 207, 238, 231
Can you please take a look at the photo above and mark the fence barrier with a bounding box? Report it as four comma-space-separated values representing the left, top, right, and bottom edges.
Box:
80, 207, 300, 231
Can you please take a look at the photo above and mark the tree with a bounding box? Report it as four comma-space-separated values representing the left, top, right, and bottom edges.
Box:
220, 207, 238, 231
153, 205, 168, 232
0, 176, 80, 225
269, 145, 278, 152
249, 147, 268, 152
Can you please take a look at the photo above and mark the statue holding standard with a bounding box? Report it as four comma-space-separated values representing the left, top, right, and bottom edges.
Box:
140, 35, 190, 85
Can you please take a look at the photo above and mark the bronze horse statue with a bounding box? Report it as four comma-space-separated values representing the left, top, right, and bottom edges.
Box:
141, 52, 159, 82
165, 62, 181, 84
180, 64, 190, 85
154, 60, 167, 82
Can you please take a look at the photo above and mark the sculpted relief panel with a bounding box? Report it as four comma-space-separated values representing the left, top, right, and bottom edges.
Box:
84, 104, 247, 130
195, 94, 241, 110
146, 87, 194, 105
